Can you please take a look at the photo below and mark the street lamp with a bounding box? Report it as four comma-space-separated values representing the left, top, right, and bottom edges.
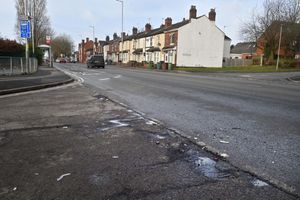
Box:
276, 24, 283, 71
90, 25, 95, 55
115, 0, 124, 63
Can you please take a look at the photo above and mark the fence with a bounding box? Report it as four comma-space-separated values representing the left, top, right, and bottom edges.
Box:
0, 57, 38, 76
223, 58, 253, 67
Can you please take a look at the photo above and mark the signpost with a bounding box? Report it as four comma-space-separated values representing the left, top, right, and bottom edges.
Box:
20, 20, 31, 38
20, 19, 31, 73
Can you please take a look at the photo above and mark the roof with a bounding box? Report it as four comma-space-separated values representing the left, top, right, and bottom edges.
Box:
225, 35, 231, 41
164, 20, 189, 32
231, 42, 256, 54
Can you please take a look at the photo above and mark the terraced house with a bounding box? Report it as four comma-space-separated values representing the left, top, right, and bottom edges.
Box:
82, 5, 231, 68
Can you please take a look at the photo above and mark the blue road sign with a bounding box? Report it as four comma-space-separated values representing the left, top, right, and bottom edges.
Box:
20, 20, 31, 38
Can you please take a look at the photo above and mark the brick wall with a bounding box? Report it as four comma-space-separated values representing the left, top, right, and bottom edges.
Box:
165, 31, 178, 47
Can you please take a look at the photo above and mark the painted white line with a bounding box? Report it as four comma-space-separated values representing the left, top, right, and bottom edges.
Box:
99, 78, 110, 81
240, 75, 251, 78
113, 75, 122, 79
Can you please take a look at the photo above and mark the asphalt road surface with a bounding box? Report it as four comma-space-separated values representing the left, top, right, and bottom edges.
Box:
55, 63, 300, 197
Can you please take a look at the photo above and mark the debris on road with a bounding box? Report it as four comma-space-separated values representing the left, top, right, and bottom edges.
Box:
219, 140, 229, 144
56, 173, 71, 181
13, 187, 17, 191
146, 120, 158, 125
62, 126, 68, 129
220, 153, 229, 158
112, 156, 119, 159
251, 178, 269, 187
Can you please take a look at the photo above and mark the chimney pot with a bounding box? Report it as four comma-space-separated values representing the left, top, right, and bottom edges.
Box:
165, 17, 172, 28
106, 35, 110, 42
209, 8, 216, 22
86, 37, 89, 42
82, 39, 85, 44
132, 27, 138, 35
189, 5, 197, 19
145, 23, 152, 32
113, 33, 118, 40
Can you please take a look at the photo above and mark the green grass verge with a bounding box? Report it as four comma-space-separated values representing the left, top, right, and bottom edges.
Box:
175, 65, 300, 73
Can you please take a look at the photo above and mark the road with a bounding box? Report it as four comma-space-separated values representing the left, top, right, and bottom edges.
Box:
56, 63, 300, 196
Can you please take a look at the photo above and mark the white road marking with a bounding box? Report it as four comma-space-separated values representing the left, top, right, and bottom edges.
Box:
99, 78, 110, 81
113, 75, 122, 79
240, 75, 251, 78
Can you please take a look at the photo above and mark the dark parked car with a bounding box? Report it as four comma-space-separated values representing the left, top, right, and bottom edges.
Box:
59, 58, 66, 63
87, 55, 105, 68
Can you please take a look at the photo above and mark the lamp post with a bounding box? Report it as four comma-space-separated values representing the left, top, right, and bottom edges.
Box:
115, 0, 123, 63
90, 25, 95, 55
276, 24, 283, 71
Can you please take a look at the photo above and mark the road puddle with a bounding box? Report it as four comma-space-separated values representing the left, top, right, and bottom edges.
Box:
186, 149, 232, 179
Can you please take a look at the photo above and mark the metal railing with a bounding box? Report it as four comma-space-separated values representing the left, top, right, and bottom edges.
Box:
0, 56, 38, 76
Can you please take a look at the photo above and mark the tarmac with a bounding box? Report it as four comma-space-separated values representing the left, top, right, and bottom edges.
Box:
0, 65, 298, 199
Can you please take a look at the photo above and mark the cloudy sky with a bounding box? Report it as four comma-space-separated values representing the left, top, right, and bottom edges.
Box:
0, 0, 263, 48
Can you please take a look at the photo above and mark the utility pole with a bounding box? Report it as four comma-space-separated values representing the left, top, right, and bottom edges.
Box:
276, 24, 283, 71
31, 0, 35, 55
25, 0, 29, 73
116, 0, 123, 63
90, 25, 95, 55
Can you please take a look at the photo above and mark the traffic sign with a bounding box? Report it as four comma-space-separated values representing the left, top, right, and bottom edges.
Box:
20, 20, 31, 38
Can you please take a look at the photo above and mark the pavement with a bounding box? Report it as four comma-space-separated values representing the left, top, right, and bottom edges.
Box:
0, 83, 296, 200
0, 66, 73, 95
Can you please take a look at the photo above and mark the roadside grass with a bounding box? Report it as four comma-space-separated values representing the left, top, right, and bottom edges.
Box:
175, 65, 300, 73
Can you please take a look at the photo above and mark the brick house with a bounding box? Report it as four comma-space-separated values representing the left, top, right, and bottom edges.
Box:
78, 38, 106, 63
256, 21, 300, 59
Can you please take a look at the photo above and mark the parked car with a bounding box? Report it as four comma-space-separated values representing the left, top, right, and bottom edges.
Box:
87, 55, 105, 68
59, 58, 66, 63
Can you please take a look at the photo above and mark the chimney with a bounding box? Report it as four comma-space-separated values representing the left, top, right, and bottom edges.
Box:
145, 23, 152, 32
82, 39, 85, 44
183, 18, 186, 21
86, 37, 89, 42
95, 37, 98, 43
132, 27, 138, 35
165, 17, 172, 28
121, 32, 126, 38
113, 33, 118, 40
209, 8, 216, 22
189, 5, 197, 20
106, 35, 110, 42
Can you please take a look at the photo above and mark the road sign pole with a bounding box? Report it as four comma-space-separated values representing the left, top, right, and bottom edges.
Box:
24, 0, 29, 74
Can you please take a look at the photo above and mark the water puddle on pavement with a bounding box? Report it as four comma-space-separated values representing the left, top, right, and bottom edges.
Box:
185, 149, 232, 179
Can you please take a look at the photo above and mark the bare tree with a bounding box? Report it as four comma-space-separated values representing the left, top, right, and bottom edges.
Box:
15, 0, 54, 45
240, 0, 300, 59
51, 34, 74, 59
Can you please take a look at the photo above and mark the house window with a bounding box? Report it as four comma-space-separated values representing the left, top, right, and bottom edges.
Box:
157, 35, 160, 46
133, 40, 137, 49
150, 37, 153, 47
170, 33, 176, 45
